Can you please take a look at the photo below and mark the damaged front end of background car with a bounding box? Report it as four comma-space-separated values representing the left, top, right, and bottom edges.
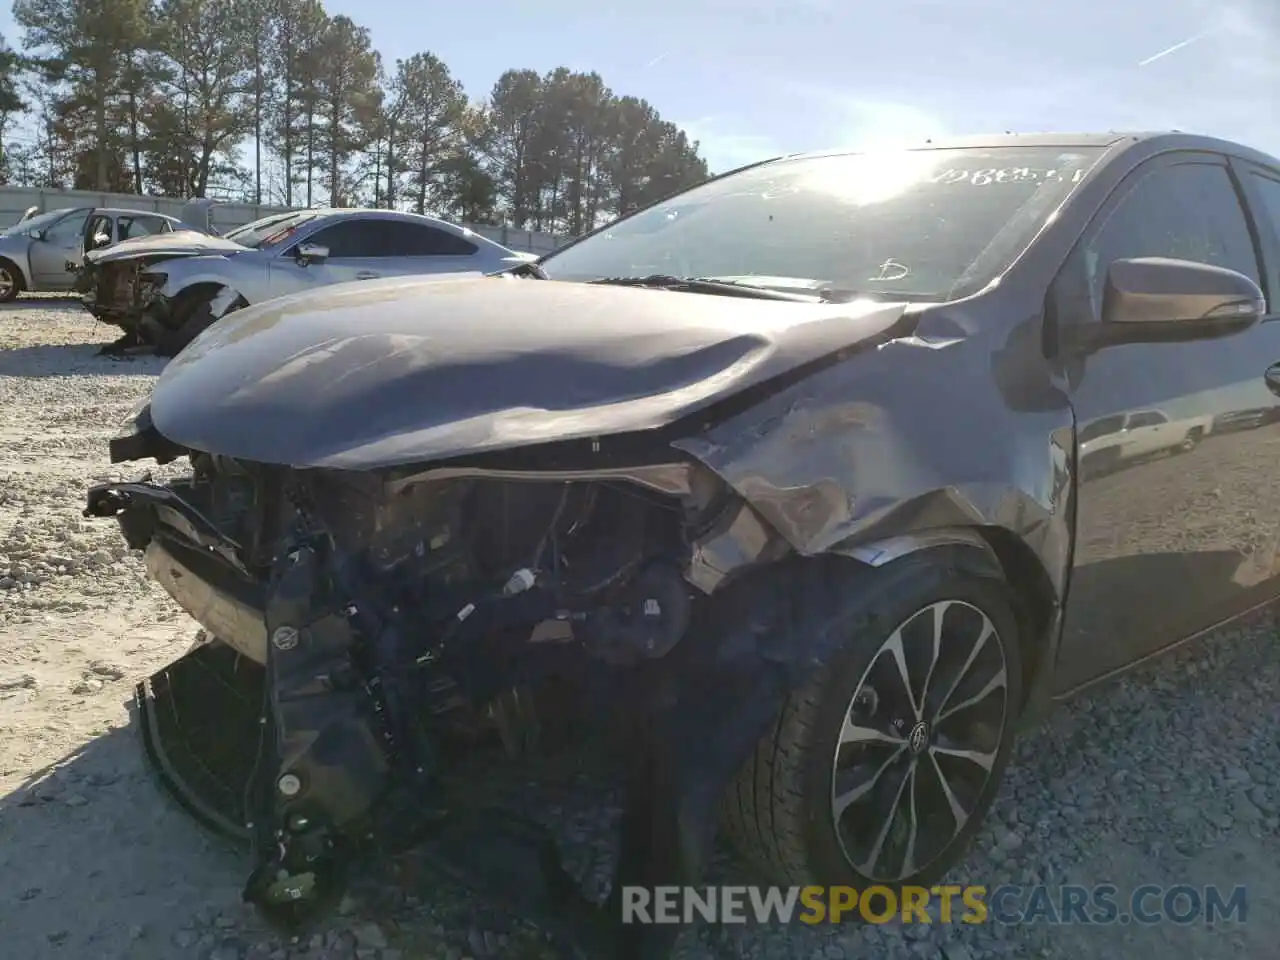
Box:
79, 233, 249, 357
83, 276, 1072, 959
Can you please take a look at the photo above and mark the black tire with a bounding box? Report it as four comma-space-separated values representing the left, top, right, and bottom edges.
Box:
1180, 428, 1203, 452
155, 295, 246, 357
0, 259, 23, 302
721, 554, 1023, 894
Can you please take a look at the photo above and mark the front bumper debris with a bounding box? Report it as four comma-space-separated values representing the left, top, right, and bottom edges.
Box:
86, 476, 815, 960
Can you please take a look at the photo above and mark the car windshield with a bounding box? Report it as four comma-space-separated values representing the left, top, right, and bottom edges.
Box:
1, 208, 76, 237
539, 145, 1106, 301
223, 211, 317, 249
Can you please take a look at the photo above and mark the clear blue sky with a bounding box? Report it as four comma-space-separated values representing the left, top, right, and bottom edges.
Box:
3, 0, 1277, 173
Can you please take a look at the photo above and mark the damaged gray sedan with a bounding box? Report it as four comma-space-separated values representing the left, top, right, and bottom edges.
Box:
84, 131, 1280, 958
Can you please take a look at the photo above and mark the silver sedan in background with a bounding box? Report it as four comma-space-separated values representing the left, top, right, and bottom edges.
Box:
81, 207, 538, 354
0, 206, 183, 301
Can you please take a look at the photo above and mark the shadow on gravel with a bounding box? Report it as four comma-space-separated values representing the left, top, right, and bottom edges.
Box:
0, 702, 250, 960
0, 342, 165, 378
3, 296, 89, 310
4, 618, 1276, 960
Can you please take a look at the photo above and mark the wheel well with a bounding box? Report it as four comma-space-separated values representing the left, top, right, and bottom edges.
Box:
973, 526, 1058, 711
779, 526, 1058, 714
171, 282, 226, 314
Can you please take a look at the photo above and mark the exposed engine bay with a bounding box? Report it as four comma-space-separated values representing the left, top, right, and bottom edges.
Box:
78, 258, 232, 357
85, 448, 792, 956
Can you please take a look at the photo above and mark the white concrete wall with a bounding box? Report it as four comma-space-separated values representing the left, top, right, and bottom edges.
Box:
0, 187, 566, 255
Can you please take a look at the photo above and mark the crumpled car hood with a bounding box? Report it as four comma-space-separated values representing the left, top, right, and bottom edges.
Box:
86, 229, 248, 264
148, 274, 915, 470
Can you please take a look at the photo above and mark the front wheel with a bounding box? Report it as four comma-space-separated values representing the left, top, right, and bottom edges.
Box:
722, 558, 1023, 893
0, 260, 22, 302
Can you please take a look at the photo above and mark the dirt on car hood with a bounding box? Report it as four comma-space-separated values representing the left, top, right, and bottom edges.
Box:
145, 274, 916, 470
86, 229, 249, 264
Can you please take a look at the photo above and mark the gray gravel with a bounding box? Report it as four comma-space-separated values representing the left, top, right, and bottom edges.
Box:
1, 301, 1277, 960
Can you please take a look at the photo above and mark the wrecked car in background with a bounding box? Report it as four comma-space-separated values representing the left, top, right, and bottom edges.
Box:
78, 207, 539, 356
0, 204, 184, 302
85, 131, 1280, 958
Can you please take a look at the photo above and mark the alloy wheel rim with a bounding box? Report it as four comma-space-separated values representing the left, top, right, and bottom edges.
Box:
0, 267, 13, 298
829, 599, 1008, 883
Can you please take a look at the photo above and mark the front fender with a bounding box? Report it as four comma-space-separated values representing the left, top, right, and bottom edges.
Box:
0, 241, 35, 287
160, 255, 266, 304
672, 332, 1075, 601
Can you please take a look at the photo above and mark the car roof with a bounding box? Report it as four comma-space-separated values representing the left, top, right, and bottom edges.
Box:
306, 208, 473, 229
755, 131, 1280, 172
93, 208, 181, 219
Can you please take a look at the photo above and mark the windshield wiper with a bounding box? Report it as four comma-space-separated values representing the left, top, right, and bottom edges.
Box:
585, 274, 822, 302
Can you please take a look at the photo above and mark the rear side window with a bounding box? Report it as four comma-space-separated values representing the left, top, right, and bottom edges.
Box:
380, 221, 478, 256
120, 215, 169, 240
1248, 172, 1280, 295
1249, 173, 1280, 234
1082, 162, 1261, 311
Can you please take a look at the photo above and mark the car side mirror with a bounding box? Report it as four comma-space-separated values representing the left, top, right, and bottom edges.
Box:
1102, 257, 1264, 330
295, 243, 328, 265
1065, 257, 1265, 355
27, 228, 44, 241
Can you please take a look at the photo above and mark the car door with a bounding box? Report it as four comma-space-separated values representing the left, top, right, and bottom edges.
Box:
1231, 160, 1280, 582
375, 220, 484, 277
29, 208, 91, 290
270, 217, 386, 296
1051, 152, 1280, 693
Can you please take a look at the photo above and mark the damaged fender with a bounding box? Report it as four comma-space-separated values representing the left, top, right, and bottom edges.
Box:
207, 283, 245, 319
673, 327, 1075, 598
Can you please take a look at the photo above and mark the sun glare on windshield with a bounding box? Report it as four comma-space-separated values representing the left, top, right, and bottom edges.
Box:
793, 150, 950, 206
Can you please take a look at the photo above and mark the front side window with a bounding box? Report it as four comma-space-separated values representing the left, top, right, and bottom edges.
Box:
1127, 411, 1168, 428
302, 219, 385, 258
44, 210, 90, 243
540, 145, 1106, 300
1079, 414, 1126, 442
1083, 162, 1260, 311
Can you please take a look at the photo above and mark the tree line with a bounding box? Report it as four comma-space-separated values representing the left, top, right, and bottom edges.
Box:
0, 0, 712, 234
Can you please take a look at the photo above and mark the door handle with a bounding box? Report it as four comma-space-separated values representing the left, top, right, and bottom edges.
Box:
1266, 363, 1280, 396
355, 271, 379, 281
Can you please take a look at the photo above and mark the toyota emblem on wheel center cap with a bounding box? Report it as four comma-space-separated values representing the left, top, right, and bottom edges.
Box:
907, 721, 929, 754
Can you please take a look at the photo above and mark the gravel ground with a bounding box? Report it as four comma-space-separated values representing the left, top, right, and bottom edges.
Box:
1, 300, 1278, 960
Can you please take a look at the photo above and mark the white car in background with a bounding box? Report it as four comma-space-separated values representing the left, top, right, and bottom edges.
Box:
80, 207, 538, 355
0, 205, 185, 301
1077, 408, 1213, 477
